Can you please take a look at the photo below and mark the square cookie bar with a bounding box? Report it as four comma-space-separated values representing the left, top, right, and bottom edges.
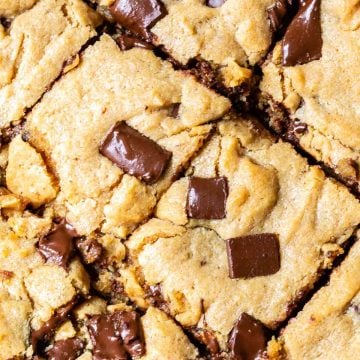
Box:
24, 34, 230, 236
95, 0, 278, 94
260, 0, 360, 192
0, 0, 102, 127
126, 113, 360, 358
272, 239, 360, 360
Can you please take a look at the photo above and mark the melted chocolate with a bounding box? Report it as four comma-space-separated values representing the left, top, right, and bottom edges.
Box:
116, 35, 154, 51
110, 0, 167, 39
38, 220, 78, 269
228, 313, 268, 360
100, 122, 172, 184
46, 338, 84, 360
87, 310, 145, 360
282, 0, 322, 66
31, 297, 79, 353
186, 177, 228, 219
225, 234, 280, 279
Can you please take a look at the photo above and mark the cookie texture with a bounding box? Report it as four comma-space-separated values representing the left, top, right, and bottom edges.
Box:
0, 1, 360, 359
127, 114, 360, 352
26, 34, 230, 237
274, 239, 360, 360
260, 0, 360, 192
0, 0, 102, 127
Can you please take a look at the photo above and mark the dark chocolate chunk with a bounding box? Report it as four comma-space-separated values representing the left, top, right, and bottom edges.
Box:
110, 0, 167, 39
167, 103, 180, 118
76, 237, 103, 264
226, 234, 280, 279
228, 313, 268, 360
286, 119, 308, 143
116, 35, 154, 51
186, 177, 228, 219
87, 310, 145, 360
46, 338, 84, 360
267, 0, 289, 32
282, 0, 322, 66
99, 122, 171, 184
206, 0, 226, 8
31, 297, 79, 353
38, 220, 77, 269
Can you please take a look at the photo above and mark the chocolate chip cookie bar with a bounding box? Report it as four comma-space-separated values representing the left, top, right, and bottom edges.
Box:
260, 0, 360, 192
0, 0, 102, 128
93, 0, 277, 105
25, 33, 230, 237
126, 113, 360, 358
271, 237, 360, 359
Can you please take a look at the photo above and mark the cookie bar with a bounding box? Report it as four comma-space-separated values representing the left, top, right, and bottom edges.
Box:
0, 0, 102, 128
260, 0, 360, 192
272, 238, 360, 360
126, 113, 360, 357
24, 33, 230, 236
0, 210, 91, 359
94, 0, 277, 95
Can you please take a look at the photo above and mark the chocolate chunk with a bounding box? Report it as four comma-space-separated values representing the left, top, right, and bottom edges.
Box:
116, 35, 154, 51
32, 297, 79, 353
46, 338, 84, 360
76, 237, 102, 264
228, 313, 268, 360
146, 284, 169, 313
206, 0, 226, 7
87, 310, 145, 360
282, 0, 322, 66
110, 0, 167, 39
267, 0, 290, 32
167, 103, 180, 118
38, 220, 77, 269
100, 122, 171, 184
186, 177, 228, 219
226, 234, 280, 279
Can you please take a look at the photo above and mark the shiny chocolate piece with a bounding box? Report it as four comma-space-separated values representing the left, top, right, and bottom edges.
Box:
282, 0, 322, 66
206, 0, 226, 8
100, 122, 171, 184
87, 310, 145, 360
186, 177, 228, 219
110, 0, 167, 39
116, 35, 154, 51
226, 234, 280, 279
46, 338, 84, 360
31, 297, 79, 352
228, 313, 268, 360
38, 220, 78, 269
267, 0, 290, 32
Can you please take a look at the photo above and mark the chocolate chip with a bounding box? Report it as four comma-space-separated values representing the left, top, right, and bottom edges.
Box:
38, 220, 78, 269
206, 0, 226, 7
146, 284, 169, 313
100, 122, 171, 184
282, 0, 322, 66
286, 119, 308, 143
167, 103, 181, 118
116, 35, 154, 51
267, 0, 290, 32
186, 177, 228, 219
76, 237, 102, 264
31, 297, 79, 353
228, 313, 268, 360
110, 0, 167, 39
87, 311, 145, 360
225, 234, 280, 279
46, 338, 84, 360
190, 328, 220, 355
